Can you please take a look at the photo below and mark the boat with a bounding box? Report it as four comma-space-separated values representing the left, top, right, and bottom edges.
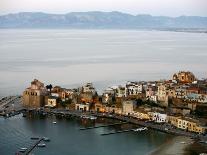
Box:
199, 141, 207, 144
19, 147, 27, 153
43, 137, 50, 142
37, 143, 46, 147
180, 141, 186, 144
133, 127, 148, 132
89, 116, 97, 120
52, 121, 57, 124
31, 137, 40, 140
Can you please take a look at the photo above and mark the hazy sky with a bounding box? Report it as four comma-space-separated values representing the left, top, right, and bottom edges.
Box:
0, 0, 207, 16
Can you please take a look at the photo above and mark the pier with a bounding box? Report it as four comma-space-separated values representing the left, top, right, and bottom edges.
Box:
80, 122, 128, 130
24, 138, 43, 155
101, 129, 134, 136
100, 127, 148, 136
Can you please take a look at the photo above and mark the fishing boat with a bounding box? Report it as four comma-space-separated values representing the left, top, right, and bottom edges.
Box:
43, 137, 50, 142
37, 143, 46, 147
89, 116, 97, 120
53, 121, 57, 124
19, 147, 27, 153
31, 137, 40, 140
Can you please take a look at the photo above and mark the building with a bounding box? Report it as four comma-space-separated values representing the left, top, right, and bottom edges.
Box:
146, 86, 158, 102
45, 96, 57, 108
168, 116, 207, 134
125, 82, 144, 97
115, 86, 125, 97
173, 71, 196, 84
122, 100, 137, 115
133, 109, 150, 120
23, 79, 48, 108
157, 84, 169, 105
75, 102, 91, 111
148, 112, 167, 123
82, 83, 96, 95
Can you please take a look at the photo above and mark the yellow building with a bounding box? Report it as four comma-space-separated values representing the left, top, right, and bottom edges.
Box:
168, 116, 207, 134
133, 109, 150, 120
167, 115, 181, 127
46, 96, 57, 108
23, 79, 48, 108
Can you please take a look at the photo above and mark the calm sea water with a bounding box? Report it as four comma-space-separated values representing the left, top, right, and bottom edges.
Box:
0, 29, 207, 97
0, 115, 173, 155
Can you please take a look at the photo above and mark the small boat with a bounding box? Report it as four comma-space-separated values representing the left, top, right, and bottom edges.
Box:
52, 121, 57, 124
19, 147, 27, 153
180, 141, 186, 144
133, 127, 148, 132
31, 137, 40, 140
89, 116, 97, 120
43, 137, 50, 142
37, 143, 46, 147
199, 141, 207, 144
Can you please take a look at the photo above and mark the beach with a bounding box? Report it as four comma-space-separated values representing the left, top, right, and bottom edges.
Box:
148, 136, 193, 155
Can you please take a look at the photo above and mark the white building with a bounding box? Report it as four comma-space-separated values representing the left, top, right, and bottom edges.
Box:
125, 81, 143, 97
149, 112, 167, 123
75, 102, 91, 111
82, 83, 96, 95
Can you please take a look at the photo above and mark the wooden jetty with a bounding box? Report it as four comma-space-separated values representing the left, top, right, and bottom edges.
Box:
101, 129, 135, 136
80, 122, 128, 130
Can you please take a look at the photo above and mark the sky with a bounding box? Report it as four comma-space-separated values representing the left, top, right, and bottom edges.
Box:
0, 0, 207, 17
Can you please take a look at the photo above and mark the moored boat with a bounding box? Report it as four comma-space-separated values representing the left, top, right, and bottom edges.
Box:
37, 143, 46, 147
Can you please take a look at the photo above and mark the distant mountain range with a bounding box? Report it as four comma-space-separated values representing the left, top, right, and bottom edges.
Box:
0, 11, 207, 29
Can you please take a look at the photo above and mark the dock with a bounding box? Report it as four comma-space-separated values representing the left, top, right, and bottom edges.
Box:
100, 127, 147, 136
24, 138, 44, 155
101, 129, 134, 136
80, 122, 128, 130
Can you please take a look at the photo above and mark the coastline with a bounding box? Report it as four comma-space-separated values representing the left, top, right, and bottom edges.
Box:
148, 136, 192, 155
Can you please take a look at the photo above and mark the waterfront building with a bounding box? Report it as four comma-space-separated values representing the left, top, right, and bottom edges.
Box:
170, 117, 207, 134
45, 96, 57, 108
105, 106, 122, 114
75, 102, 91, 111
133, 109, 150, 120
122, 100, 137, 115
95, 102, 106, 113
173, 71, 196, 84
148, 112, 167, 123
22, 79, 48, 108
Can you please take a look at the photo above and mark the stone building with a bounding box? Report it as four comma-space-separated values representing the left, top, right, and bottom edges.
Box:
122, 100, 137, 115
173, 71, 196, 83
23, 79, 48, 108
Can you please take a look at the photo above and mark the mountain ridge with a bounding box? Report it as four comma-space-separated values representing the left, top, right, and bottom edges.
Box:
0, 11, 207, 29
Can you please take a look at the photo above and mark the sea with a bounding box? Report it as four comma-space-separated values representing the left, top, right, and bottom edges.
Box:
0, 29, 207, 155
0, 29, 207, 98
